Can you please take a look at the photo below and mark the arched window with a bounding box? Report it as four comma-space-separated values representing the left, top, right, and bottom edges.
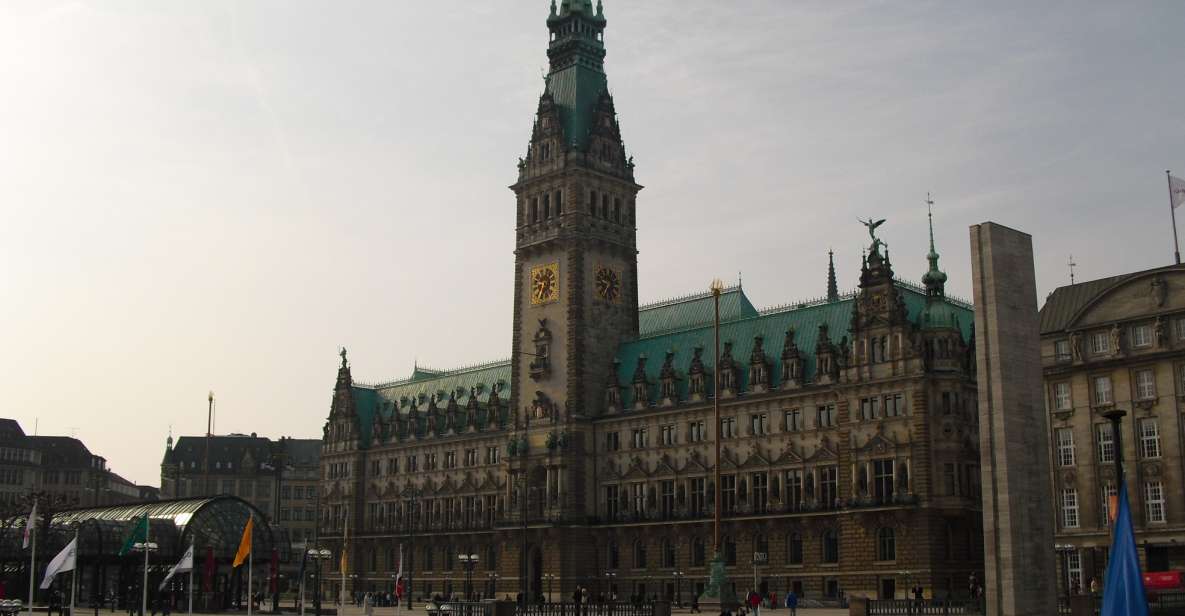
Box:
692, 537, 706, 567
634, 539, 648, 569
877, 527, 896, 561
724, 536, 737, 566
787, 532, 803, 565
661, 539, 676, 568
608, 541, 619, 570
822, 529, 839, 564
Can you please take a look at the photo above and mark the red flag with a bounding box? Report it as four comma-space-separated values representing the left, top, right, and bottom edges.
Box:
269, 549, 279, 593
203, 546, 215, 592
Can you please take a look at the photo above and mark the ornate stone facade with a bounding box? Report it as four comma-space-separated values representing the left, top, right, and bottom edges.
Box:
318, 1, 982, 606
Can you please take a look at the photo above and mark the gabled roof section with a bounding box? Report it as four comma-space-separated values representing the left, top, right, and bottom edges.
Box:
1037, 264, 1185, 334
638, 285, 758, 336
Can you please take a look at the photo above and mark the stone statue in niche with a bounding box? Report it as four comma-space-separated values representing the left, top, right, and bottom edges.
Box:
529, 319, 552, 381
1110, 323, 1123, 355
1150, 275, 1168, 308
1069, 331, 1083, 362
532, 390, 555, 421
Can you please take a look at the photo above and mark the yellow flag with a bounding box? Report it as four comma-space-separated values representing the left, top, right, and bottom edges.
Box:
233, 516, 253, 568
339, 546, 348, 575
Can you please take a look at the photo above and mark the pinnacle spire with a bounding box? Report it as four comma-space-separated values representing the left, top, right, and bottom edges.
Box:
826, 250, 839, 302
922, 193, 947, 297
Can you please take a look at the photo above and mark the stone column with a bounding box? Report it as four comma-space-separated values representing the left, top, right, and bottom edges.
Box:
969, 222, 1056, 616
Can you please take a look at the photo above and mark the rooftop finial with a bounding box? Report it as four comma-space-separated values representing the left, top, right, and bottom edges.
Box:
926, 192, 937, 257
339, 346, 348, 368
1068, 254, 1077, 285
921, 193, 947, 297
827, 249, 839, 303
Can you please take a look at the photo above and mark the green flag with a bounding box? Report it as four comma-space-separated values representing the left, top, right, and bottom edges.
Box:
118, 513, 148, 556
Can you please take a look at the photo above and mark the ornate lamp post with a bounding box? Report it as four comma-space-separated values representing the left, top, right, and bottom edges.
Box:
543, 574, 557, 603
458, 554, 480, 601
307, 548, 332, 616
700, 279, 735, 608
672, 571, 685, 607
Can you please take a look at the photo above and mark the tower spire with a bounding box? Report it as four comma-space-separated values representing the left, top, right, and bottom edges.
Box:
921, 193, 947, 298
826, 250, 839, 302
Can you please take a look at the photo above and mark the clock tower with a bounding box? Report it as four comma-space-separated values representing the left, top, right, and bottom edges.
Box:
509, 0, 641, 523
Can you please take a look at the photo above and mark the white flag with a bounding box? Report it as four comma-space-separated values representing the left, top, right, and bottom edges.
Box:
159, 544, 194, 591
1171, 173, 1185, 209
40, 537, 77, 589
22, 501, 37, 550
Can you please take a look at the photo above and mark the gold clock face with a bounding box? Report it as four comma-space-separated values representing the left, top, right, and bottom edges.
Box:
595, 266, 622, 302
530, 263, 560, 305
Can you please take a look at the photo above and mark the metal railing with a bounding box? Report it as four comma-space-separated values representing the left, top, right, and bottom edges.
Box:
867, 599, 983, 615
437, 602, 654, 616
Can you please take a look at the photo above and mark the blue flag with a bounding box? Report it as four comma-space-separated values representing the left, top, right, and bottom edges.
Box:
1102, 481, 1149, 616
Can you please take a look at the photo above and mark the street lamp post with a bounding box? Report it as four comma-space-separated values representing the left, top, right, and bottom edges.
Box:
458, 554, 480, 601
307, 548, 332, 616
604, 573, 616, 602
672, 572, 684, 607
131, 542, 159, 616
543, 574, 557, 603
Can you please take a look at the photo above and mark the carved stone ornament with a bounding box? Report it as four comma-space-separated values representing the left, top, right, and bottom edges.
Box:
1143, 462, 1162, 477
1061, 470, 1076, 485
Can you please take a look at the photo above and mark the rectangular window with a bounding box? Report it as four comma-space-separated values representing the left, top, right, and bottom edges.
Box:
1140, 419, 1161, 459
444, 451, 456, 469
661, 424, 676, 446
661, 480, 675, 517
1145, 481, 1166, 523
632, 428, 648, 449
1056, 428, 1076, 467
785, 470, 803, 510
819, 467, 838, 507
1067, 550, 1083, 592
942, 392, 952, 415
1090, 331, 1110, 355
720, 417, 737, 439
1055, 340, 1072, 362
1131, 324, 1153, 348
816, 405, 835, 428
688, 421, 705, 443
750, 413, 769, 435
860, 397, 878, 421
485, 446, 500, 465
883, 393, 904, 417
1093, 376, 1113, 406
1135, 369, 1157, 400
751, 472, 768, 513
605, 485, 620, 520
1062, 488, 1079, 528
690, 477, 706, 514
721, 475, 736, 514
784, 409, 803, 431
943, 463, 957, 495
872, 459, 895, 503
606, 432, 621, 452
464, 449, 478, 467
1054, 382, 1072, 411
631, 482, 646, 515
1096, 424, 1115, 463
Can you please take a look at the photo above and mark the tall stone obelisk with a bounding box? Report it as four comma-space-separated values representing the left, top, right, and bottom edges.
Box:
969, 223, 1056, 616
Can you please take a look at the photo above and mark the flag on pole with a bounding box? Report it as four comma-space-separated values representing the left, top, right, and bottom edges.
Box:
159, 544, 195, 591
1102, 481, 1150, 616
395, 544, 404, 599
233, 516, 254, 568
22, 501, 37, 550
118, 514, 149, 557
39, 537, 77, 589
1170, 173, 1185, 209
203, 546, 215, 592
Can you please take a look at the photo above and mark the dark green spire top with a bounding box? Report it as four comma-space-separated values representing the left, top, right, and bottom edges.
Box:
921, 193, 948, 297
544, 0, 609, 150
826, 250, 839, 302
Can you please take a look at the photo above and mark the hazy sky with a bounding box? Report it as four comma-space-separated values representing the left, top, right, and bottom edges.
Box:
2, 1, 1183, 486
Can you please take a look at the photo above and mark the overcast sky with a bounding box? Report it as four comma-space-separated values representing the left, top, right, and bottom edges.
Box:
2, 1, 1183, 486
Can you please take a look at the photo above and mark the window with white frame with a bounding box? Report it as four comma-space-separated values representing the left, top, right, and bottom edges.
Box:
883, 393, 904, 417
1135, 369, 1157, 400
784, 409, 803, 432
720, 417, 737, 439
860, 397, 878, 421
1145, 481, 1166, 523
1096, 424, 1115, 463
1131, 324, 1153, 348
631, 428, 648, 449
1066, 550, 1083, 593
1054, 382, 1072, 411
1093, 376, 1113, 406
660, 424, 676, 446
816, 404, 836, 428
750, 413, 769, 436
1090, 331, 1110, 355
1175, 318, 1185, 341
1056, 428, 1076, 467
1140, 418, 1161, 459
630, 482, 646, 514
1062, 487, 1080, 528
1055, 340, 1072, 362
688, 421, 705, 443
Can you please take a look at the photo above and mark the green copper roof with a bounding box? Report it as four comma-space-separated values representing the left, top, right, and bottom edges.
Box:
615, 284, 973, 408
350, 360, 510, 447
545, 66, 607, 150
638, 286, 758, 336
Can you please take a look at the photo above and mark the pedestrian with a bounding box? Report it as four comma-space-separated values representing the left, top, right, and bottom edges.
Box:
746, 589, 761, 616
784, 590, 797, 616
364, 593, 374, 616
769, 591, 777, 611
690, 594, 700, 614
1089, 578, 1100, 595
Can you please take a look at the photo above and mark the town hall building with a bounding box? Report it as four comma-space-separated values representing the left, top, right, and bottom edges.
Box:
319, 0, 982, 605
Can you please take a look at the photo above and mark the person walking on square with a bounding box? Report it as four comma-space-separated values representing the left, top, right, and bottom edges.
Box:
784, 590, 797, 616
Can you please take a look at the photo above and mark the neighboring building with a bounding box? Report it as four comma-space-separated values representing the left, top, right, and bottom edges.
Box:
0, 419, 153, 511
1040, 263, 1185, 593
160, 433, 321, 542
319, 1, 982, 605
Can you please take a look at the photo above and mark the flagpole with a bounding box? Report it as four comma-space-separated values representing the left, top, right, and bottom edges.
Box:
70, 528, 79, 616
142, 515, 150, 616
188, 541, 194, 616
27, 504, 36, 616
1170, 170, 1181, 265
248, 516, 254, 616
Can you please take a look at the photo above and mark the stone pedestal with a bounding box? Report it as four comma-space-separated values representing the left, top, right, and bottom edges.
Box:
696, 553, 740, 610
969, 222, 1057, 616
